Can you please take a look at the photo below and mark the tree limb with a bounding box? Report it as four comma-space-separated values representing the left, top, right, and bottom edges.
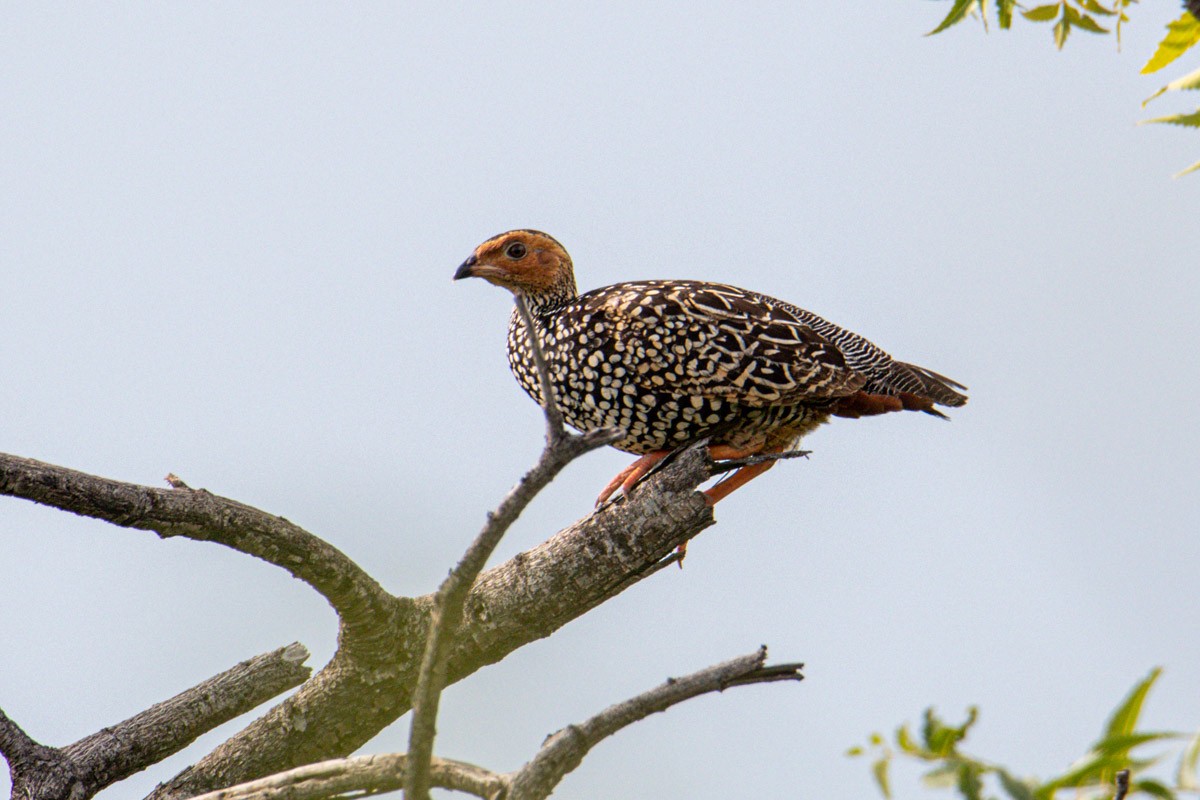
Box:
505, 646, 804, 800
0, 644, 311, 800
0, 454, 402, 647
404, 292, 624, 800
1, 291, 773, 800
178, 644, 802, 800
142, 446, 711, 800
187, 754, 508, 800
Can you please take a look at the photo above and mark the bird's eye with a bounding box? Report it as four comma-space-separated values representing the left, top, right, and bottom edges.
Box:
504, 242, 528, 259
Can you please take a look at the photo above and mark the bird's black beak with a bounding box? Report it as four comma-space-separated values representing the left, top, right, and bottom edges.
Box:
453, 254, 478, 281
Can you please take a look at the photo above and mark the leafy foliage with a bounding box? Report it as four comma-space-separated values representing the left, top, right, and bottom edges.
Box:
925, 1, 1200, 176
926, 0, 1123, 46
1139, 12, 1200, 176
1142, 11, 1200, 73
849, 669, 1200, 799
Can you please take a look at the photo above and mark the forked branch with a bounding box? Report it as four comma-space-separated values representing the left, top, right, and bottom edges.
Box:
182, 647, 802, 800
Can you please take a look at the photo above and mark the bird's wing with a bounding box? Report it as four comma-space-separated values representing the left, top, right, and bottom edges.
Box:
570, 280, 868, 407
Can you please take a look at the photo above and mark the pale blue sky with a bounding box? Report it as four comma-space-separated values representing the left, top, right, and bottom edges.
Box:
2, 4, 1198, 799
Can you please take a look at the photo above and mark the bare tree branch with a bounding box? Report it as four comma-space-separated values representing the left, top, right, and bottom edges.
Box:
711, 449, 811, 472
505, 647, 804, 800
66, 643, 312, 789
1, 441, 714, 800
404, 292, 624, 800
187, 754, 508, 800
1, 644, 311, 800
449, 445, 713, 677
514, 293, 568, 447
0, 454, 401, 645
146, 448, 712, 800
179, 644, 802, 800
1, 291, 796, 800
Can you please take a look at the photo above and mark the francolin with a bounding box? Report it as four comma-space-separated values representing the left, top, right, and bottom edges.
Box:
454, 230, 967, 507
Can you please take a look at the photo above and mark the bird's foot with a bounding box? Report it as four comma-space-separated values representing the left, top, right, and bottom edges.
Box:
595, 449, 672, 506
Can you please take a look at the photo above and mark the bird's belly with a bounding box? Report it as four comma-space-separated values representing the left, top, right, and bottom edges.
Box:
505, 317, 830, 454
509, 353, 826, 453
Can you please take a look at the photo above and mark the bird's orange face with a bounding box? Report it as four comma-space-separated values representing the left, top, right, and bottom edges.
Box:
453, 230, 571, 296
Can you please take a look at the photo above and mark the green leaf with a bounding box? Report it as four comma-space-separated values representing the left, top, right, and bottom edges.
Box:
958, 763, 985, 800
1143, 65, 1200, 107
872, 756, 892, 799
1054, 16, 1070, 49
846, 746, 864, 757
1091, 669, 1161, 790
1176, 159, 1200, 178
998, 0, 1015, 28
921, 763, 961, 789
1038, 744, 1163, 793
923, 707, 978, 757
1060, 5, 1108, 34
1071, 12, 1110, 34
1133, 777, 1176, 799
1142, 11, 1200, 75
1139, 108, 1200, 128
928, 0, 979, 35
997, 769, 1037, 800
1104, 668, 1161, 741
1093, 731, 1180, 756
1177, 728, 1200, 790
896, 724, 924, 756
1078, 0, 1116, 16
1022, 3, 1062, 22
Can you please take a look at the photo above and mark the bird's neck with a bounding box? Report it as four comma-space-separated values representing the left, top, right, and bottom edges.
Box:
518, 271, 578, 315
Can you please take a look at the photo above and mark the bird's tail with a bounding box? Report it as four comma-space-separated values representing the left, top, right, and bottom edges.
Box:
831, 362, 968, 420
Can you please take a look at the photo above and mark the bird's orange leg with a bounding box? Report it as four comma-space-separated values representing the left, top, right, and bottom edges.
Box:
595, 449, 672, 506
657, 444, 778, 566
703, 444, 783, 506
702, 459, 778, 505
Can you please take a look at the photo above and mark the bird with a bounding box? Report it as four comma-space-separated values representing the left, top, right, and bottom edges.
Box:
454, 229, 967, 507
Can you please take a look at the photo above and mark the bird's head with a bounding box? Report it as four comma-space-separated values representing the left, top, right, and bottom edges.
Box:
454, 229, 577, 304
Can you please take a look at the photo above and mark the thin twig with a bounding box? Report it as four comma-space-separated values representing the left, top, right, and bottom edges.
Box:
505, 646, 803, 800
514, 292, 567, 446
188, 753, 509, 800
404, 295, 624, 800
1115, 769, 1130, 800
711, 449, 811, 473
